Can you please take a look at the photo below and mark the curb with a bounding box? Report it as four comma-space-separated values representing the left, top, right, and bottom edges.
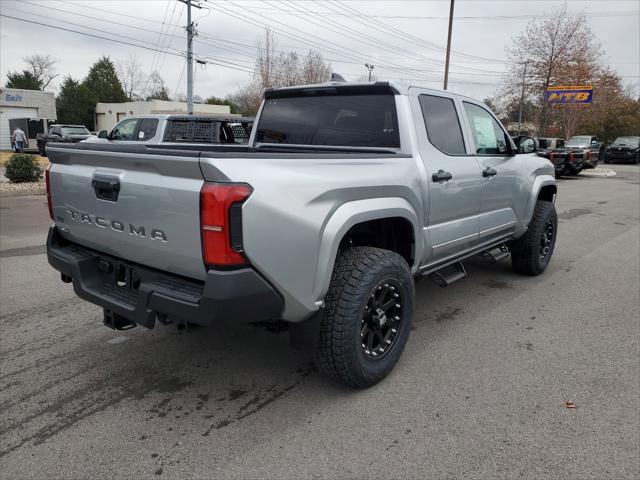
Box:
580, 167, 617, 177
0, 187, 46, 197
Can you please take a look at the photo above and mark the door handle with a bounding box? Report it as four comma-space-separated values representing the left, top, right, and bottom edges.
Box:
92, 175, 120, 202
432, 170, 453, 182
482, 167, 498, 177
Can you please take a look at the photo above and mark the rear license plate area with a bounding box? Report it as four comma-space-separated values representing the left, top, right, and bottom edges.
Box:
98, 259, 141, 290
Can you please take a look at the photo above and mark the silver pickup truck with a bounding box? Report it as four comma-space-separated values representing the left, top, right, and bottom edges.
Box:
46, 81, 557, 388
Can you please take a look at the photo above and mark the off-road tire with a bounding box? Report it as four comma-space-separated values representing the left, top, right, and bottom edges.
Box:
316, 247, 414, 389
511, 200, 557, 276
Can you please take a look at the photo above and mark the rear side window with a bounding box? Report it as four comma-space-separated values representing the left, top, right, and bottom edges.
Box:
138, 118, 158, 140
419, 95, 465, 155
463, 102, 509, 155
164, 120, 219, 143
256, 94, 400, 148
221, 122, 252, 144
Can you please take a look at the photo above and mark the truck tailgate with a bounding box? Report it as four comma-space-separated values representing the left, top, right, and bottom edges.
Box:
47, 145, 207, 280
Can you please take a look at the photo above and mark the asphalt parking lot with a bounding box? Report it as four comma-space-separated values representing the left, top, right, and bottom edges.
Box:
1, 164, 638, 479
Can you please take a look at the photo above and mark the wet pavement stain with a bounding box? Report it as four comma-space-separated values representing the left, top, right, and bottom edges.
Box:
433, 307, 463, 323
200, 365, 314, 437
558, 208, 591, 219
483, 279, 513, 289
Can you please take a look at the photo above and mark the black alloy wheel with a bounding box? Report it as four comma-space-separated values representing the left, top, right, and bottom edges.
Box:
361, 279, 403, 359
539, 219, 554, 261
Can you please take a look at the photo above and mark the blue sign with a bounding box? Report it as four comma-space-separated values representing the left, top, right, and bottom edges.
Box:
546, 86, 593, 106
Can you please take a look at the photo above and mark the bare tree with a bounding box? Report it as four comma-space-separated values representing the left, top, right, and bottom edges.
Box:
116, 54, 146, 101
499, 4, 602, 135
256, 28, 278, 88
23, 54, 58, 89
146, 70, 170, 100
302, 51, 332, 84
233, 28, 332, 115
276, 52, 302, 86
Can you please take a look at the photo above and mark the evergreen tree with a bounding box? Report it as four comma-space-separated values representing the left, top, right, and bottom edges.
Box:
206, 96, 240, 114
81, 57, 127, 129
56, 76, 93, 126
6, 70, 42, 90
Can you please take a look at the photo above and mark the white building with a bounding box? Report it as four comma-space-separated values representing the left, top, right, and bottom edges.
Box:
95, 100, 231, 131
0, 88, 56, 150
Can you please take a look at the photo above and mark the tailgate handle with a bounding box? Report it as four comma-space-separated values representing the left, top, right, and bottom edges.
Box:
92, 175, 120, 202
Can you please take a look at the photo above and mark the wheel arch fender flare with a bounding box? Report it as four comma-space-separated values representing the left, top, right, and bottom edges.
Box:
525, 175, 557, 225
312, 197, 423, 305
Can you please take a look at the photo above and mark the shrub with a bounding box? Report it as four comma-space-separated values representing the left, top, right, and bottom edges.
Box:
4, 154, 43, 183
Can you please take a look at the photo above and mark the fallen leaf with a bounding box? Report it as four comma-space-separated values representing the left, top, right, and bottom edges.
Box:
565, 401, 577, 409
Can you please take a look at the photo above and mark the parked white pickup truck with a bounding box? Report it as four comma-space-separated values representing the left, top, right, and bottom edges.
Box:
84, 114, 254, 145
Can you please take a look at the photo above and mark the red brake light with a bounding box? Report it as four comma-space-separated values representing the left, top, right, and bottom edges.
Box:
200, 183, 252, 268
45, 164, 53, 220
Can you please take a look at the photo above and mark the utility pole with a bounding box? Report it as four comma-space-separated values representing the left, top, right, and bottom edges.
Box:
517, 61, 529, 135
365, 63, 375, 82
443, 0, 455, 90
179, 0, 202, 115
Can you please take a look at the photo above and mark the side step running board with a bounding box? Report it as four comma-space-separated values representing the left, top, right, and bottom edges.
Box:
428, 261, 467, 287
482, 244, 510, 263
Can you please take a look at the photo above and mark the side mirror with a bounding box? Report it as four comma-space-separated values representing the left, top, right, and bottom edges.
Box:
98, 130, 108, 139
517, 136, 537, 154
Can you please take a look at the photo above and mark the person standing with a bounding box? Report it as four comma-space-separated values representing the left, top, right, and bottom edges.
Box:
11, 126, 27, 152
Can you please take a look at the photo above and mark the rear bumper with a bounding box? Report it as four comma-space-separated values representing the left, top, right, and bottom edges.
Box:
46, 227, 283, 328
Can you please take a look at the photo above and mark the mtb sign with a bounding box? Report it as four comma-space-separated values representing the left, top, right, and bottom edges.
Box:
546, 86, 593, 107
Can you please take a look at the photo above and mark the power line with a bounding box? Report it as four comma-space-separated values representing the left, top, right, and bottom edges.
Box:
264, 0, 443, 75
65, 0, 183, 27
205, 1, 445, 83
242, 6, 639, 21
0, 15, 182, 60
329, 0, 507, 64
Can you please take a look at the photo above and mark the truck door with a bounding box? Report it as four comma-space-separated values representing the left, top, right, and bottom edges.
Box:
460, 101, 525, 242
412, 91, 483, 261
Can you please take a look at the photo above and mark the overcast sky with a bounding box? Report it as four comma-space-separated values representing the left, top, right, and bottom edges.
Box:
0, 0, 638, 101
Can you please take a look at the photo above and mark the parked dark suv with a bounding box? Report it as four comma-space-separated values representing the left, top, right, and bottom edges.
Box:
604, 136, 640, 164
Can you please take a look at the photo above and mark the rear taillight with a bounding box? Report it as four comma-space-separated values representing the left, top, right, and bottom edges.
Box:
45, 164, 53, 220
200, 183, 252, 268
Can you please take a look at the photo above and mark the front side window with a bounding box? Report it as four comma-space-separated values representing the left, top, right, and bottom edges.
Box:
463, 102, 508, 155
419, 94, 465, 155
256, 94, 400, 148
111, 119, 139, 141
138, 118, 158, 140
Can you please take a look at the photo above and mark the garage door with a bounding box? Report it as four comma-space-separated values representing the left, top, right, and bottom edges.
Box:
0, 107, 38, 150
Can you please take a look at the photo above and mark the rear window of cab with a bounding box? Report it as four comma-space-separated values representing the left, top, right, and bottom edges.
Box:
256, 94, 400, 148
